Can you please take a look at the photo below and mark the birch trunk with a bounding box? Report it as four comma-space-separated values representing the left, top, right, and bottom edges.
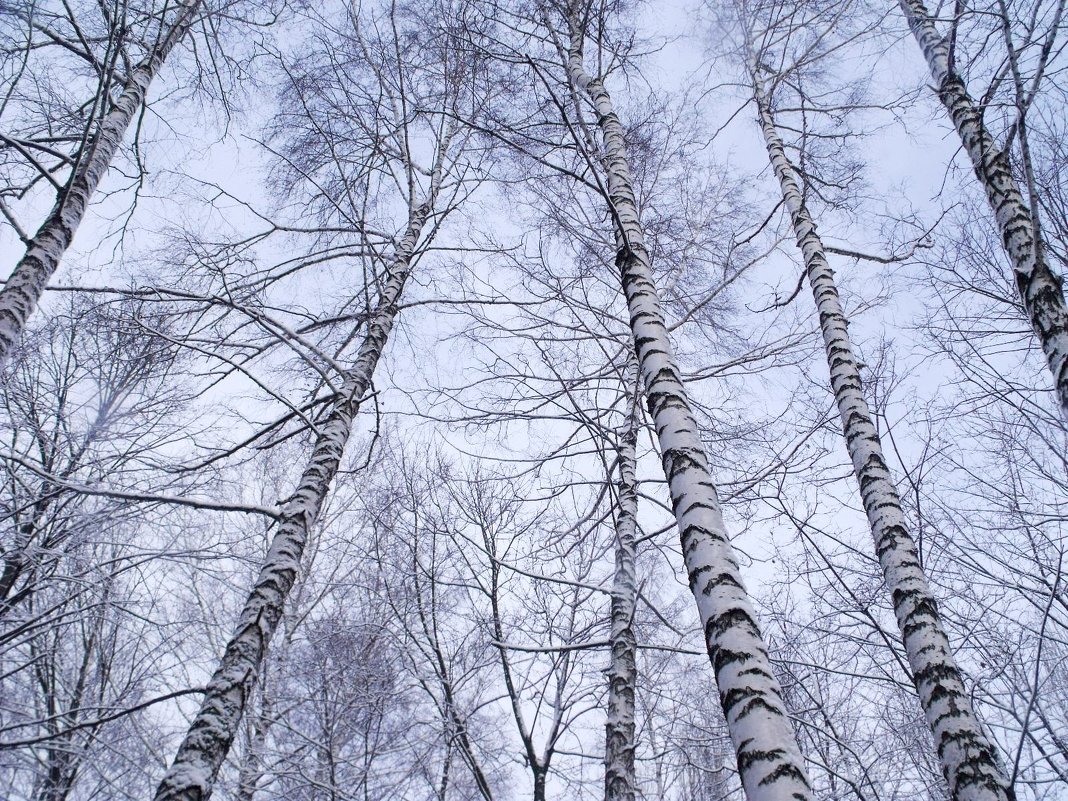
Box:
153, 203, 431, 801
235, 619, 296, 801
564, 17, 812, 801
0, 1, 201, 363
0, 494, 52, 614
234, 673, 273, 801
897, 0, 1068, 419
753, 74, 1013, 801
604, 367, 640, 801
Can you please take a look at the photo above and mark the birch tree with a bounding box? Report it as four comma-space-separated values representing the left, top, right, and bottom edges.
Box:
711, 0, 1041, 795
425, 89, 812, 792
749, 62, 1011, 800
604, 365, 641, 801
895, 0, 1068, 418
0, 0, 210, 362
152, 3, 484, 796
428, 0, 817, 789
905, 271, 1068, 795
154, 157, 450, 799
5, 0, 1068, 798
553, 3, 812, 797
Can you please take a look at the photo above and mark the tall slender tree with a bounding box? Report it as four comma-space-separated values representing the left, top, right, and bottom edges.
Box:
0, 0, 203, 362
897, 0, 1068, 419
604, 361, 641, 801
154, 159, 450, 800
152, 3, 484, 794
749, 56, 1013, 801
556, 2, 813, 797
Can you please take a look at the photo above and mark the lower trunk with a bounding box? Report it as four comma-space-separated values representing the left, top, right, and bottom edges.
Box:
532, 768, 547, 801
604, 371, 640, 801
753, 73, 1012, 801
36, 748, 76, 801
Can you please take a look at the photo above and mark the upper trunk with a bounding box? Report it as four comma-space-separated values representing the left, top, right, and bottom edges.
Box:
898, 0, 1068, 419
0, 1, 201, 362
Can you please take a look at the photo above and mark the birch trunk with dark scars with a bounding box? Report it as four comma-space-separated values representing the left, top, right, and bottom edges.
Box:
752, 73, 1013, 801
0, 0, 202, 363
897, 0, 1068, 419
564, 13, 812, 801
153, 200, 432, 801
604, 369, 640, 801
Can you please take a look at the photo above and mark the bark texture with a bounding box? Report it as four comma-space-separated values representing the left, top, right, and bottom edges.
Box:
153, 203, 431, 801
565, 18, 813, 801
0, 1, 201, 363
898, 0, 1068, 418
753, 74, 1013, 801
604, 368, 640, 801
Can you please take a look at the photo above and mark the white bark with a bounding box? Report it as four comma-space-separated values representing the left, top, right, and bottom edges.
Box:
753, 73, 1013, 801
565, 18, 813, 801
153, 202, 431, 801
0, 1, 202, 363
234, 681, 273, 801
604, 366, 640, 801
898, 0, 1068, 420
